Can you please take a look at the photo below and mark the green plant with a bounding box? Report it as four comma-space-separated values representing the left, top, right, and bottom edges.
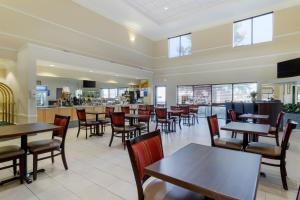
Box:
283, 103, 300, 113
250, 91, 257, 98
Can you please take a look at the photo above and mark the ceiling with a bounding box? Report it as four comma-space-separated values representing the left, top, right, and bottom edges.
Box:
73, 0, 300, 40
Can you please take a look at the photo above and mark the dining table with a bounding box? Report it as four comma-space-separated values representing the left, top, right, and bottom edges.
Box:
86, 111, 106, 136
167, 110, 182, 129
125, 114, 148, 126
221, 121, 270, 149
239, 113, 269, 123
145, 143, 261, 200
0, 123, 62, 184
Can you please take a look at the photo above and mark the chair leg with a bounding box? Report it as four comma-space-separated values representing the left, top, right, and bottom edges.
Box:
196, 115, 199, 124
276, 133, 280, 146
77, 125, 80, 138
280, 161, 288, 190
85, 127, 88, 139
19, 156, 24, 184
61, 149, 68, 170
122, 133, 126, 150
155, 122, 158, 130
13, 159, 17, 176
33, 154, 38, 181
51, 151, 54, 164
109, 131, 114, 147
147, 122, 150, 132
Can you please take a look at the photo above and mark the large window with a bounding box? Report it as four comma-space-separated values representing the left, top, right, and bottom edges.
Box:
168, 33, 192, 58
233, 83, 257, 102
212, 84, 232, 103
155, 86, 166, 105
177, 86, 193, 104
233, 12, 273, 47
193, 85, 211, 104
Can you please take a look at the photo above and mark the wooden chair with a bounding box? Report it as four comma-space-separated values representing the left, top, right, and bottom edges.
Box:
261, 111, 284, 146
189, 105, 199, 124
297, 185, 300, 200
228, 109, 238, 138
134, 109, 150, 135
155, 108, 175, 133
170, 106, 182, 130
109, 112, 136, 149
180, 106, 194, 126
28, 115, 70, 180
138, 105, 147, 111
245, 120, 297, 190
76, 109, 100, 139
207, 115, 243, 151
146, 105, 155, 122
0, 145, 24, 185
126, 130, 204, 200
121, 106, 130, 114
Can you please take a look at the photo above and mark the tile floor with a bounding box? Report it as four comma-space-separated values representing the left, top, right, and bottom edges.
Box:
0, 119, 299, 200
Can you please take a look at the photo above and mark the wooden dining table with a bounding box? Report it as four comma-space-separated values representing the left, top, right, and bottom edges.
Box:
239, 113, 269, 123
0, 123, 62, 184
221, 122, 270, 149
145, 143, 261, 200
167, 110, 182, 129
125, 114, 148, 126
86, 111, 106, 136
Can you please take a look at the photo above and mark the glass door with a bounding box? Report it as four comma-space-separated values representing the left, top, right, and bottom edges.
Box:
155, 86, 166, 106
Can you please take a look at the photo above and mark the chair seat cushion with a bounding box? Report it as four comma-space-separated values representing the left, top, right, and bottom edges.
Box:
81, 121, 99, 126
269, 126, 277, 134
28, 139, 61, 153
144, 179, 204, 200
99, 118, 110, 124
246, 142, 281, 157
158, 119, 174, 123
114, 125, 136, 132
214, 138, 243, 150
133, 123, 146, 129
0, 145, 24, 160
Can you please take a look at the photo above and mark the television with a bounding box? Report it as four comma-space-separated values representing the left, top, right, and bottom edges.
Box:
277, 58, 300, 78
83, 80, 96, 88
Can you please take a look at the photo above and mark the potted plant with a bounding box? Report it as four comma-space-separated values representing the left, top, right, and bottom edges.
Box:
250, 91, 257, 102
283, 103, 300, 129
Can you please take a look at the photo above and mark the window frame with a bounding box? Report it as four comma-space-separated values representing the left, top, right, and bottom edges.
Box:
168, 33, 192, 58
233, 12, 273, 47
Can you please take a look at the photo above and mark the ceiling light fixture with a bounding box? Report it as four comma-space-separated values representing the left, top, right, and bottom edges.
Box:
164, 7, 169, 11
49, 64, 55, 67
89, 70, 93, 72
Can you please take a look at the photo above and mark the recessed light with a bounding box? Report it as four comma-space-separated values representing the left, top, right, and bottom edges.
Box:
164, 7, 168, 10
49, 64, 55, 67
89, 70, 93, 72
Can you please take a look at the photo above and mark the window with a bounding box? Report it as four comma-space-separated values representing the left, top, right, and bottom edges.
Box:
168, 33, 192, 58
233, 83, 257, 102
109, 88, 118, 98
233, 12, 273, 47
118, 88, 127, 96
212, 84, 233, 103
193, 85, 211, 105
101, 89, 109, 98
155, 86, 166, 105
177, 86, 193, 104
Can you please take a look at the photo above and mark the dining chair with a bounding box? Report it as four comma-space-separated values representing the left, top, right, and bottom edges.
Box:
0, 145, 24, 184
109, 112, 136, 149
207, 115, 243, 151
28, 115, 70, 180
126, 130, 204, 200
228, 109, 238, 138
76, 109, 100, 139
189, 105, 199, 124
180, 105, 194, 126
133, 109, 151, 135
170, 106, 182, 130
121, 106, 130, 114
138, 105, 147, 111
245, 120, 297, 190
297, 185, 300, 200
146, 105, 155, 122
261, 111, 284, 146
155, 108, 175, 133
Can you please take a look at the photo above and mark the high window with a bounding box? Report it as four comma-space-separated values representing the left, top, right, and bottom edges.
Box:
155, 86, 166, 105
168, 33, 192, 58
233, 12, 273, 47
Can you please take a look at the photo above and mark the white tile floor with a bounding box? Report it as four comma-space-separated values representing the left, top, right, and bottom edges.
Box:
0, 119, 299, 200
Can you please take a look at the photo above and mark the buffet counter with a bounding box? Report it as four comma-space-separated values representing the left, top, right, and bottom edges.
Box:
36, 105, 138, 123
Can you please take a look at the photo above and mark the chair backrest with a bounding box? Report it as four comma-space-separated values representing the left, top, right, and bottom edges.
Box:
180, 106, 189, 114
105, 107, 115, 118
121, 106, 130, 114
275, 111, 284, 132
53, 115, 71, 146
207, 115, 220, 146
146, 105, 154, 112
76, 109, 86, 122
156, 104, 165, 108
228, 109, 237, 122
111, 112, 125, 127
138, 105, 147, 111
170, 106, 179, 111
126, 130, 164, 200
138, 109, 150, 123
280, 120, 297, 157
155, 108, 167, 120
297, 185, 300, 200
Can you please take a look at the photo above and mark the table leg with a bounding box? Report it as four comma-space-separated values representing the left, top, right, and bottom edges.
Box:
21, 135, 32, 184
179, 115, 182, 129
243, 133, 248, 150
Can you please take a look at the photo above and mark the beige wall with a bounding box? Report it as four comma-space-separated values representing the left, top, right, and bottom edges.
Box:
153, 5, 300, 106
